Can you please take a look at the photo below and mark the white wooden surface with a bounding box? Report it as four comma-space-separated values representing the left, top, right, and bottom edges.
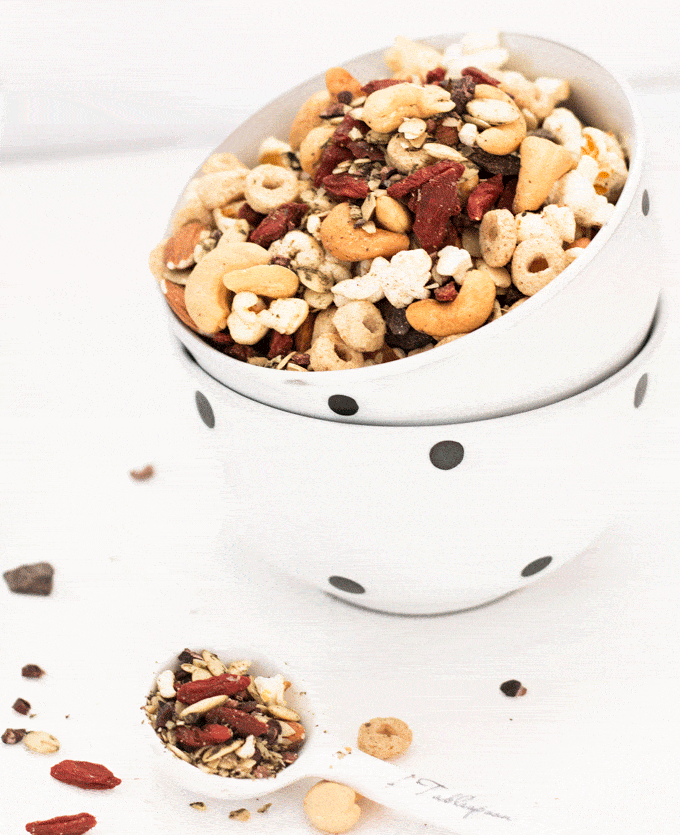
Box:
1, 2, 680, 833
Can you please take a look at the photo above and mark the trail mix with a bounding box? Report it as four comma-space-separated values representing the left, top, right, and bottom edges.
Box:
144, 649, 306, 779
150, 30, 628, 371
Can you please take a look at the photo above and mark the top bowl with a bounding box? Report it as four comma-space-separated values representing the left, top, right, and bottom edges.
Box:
167, 32, 659, 426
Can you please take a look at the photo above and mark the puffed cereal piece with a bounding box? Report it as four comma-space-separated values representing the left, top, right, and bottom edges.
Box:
332, 300, 386, 352
244, 164, 299, 214
546, 156, 615, 227
511, 236, 568, 296
257, 297, 309, 335
542, 107, 583, 157
479, 209, 517, 267
581, 127, 628, 200
308, 333, 364, 371
194, 170, 248, 211
304, 781, 362, 834
357, 717, 413, 760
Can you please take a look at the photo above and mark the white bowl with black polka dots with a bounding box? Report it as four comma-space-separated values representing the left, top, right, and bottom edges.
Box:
178, 290, 669, 615
165, 33, 659, 426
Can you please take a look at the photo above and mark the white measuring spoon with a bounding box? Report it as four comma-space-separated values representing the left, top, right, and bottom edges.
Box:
145, 649, 559, 834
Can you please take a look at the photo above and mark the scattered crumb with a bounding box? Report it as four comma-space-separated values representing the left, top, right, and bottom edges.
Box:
257, 803, 272, 814
229, 808, 250, 821
129, 464, 155, 481
190, 802, 207, 811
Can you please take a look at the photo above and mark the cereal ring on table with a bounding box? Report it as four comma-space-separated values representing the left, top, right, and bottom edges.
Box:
479, 208, 517, 267
244, 164, 300, 214
308, 333, 364, 371
357, 717, 412, 760
511, 236, 568, 296
332, 300, 386, 352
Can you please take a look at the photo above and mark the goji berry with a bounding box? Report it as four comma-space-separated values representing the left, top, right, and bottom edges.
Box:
312, 144, 353, 188
175, 723, 233, 749
25, 813, 97, 835
466, 174, 504, 221
361, 78, 405, 95
248, 203, 307, 247
267, 331, 294, 359
461, 66, 501, 86
425, 66, 447, 84
386, 160, 464, 200
202, 705, 269, 737
50, 760, 121, 790
175, 673, 251, 705
412, 167, 463, 253
321, 173, 369, 200
496, 178, 518, 212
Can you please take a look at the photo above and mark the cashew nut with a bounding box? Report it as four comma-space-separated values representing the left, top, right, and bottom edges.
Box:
471, 84, 526, 156
289, 90, 333, 150
183, 240, 270, 335
405, 270, 497, 337
223, 264, 299, 298
384, 36, 444, 82
361, 83, 454, 133
244, 164, 299, 214
299, 124, 336, 176
513, 136, 576, 213
325, 67, 363, 100
320, 202, 410, 262
227, 292, 269, 345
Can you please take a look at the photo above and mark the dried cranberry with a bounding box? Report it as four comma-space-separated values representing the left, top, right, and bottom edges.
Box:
361, 78, 405, 95
425, 66, 447, 84
462, 66, 501, 86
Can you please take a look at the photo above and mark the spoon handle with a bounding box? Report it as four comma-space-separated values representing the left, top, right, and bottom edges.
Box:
314, 748, 562, 835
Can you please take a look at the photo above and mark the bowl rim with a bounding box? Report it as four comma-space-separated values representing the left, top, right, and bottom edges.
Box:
176, 288, 667, 429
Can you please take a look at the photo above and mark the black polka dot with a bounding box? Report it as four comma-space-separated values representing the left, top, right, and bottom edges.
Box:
328, 394, 358, 416
429, 441, 464, 470
328, 576, 365, 594
642, 189, 650, 216
521, 556, 552, 577
634, 373, 648, 408
195, 391, 215, 428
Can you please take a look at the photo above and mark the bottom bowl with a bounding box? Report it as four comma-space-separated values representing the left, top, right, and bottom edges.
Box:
175, 292, 669, 615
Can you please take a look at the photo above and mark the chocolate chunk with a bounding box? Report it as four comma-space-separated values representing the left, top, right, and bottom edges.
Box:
12, 698, 30, 715
155, 700, 174, 730
445, 75, 476, 115
2, 728, 27, 744
379, 300, 410, 336
3, 562, 54, 595
385, 328, 434, 352
468, 148, 521, 176
500, 679, 527, 697
21, 664, 45, 679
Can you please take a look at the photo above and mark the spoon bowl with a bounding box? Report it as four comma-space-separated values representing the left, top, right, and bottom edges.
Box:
145, 647, 563, 832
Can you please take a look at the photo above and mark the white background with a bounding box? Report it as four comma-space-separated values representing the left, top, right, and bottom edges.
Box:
1, 1, 680, 833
